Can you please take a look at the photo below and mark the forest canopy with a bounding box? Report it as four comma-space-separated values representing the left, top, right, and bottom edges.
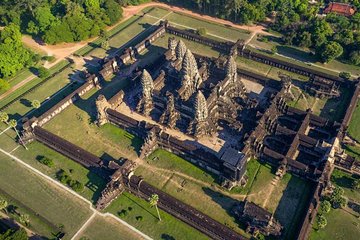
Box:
0, 0, 123, 44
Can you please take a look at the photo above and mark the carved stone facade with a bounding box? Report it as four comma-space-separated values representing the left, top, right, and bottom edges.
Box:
136, 69, 154, 116
187, 91, 212, 137
96, 94, 111, 126
159, 92, 180, 128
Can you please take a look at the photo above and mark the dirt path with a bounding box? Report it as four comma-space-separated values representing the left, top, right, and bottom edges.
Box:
261, 176, 280, 208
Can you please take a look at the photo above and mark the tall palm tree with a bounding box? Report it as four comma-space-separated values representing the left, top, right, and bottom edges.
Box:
148, 194, 161, 221
8, 119, 28, 150
19, 214, 30, 226
0, 111, 9, 124
31, 100, 41, 109
0, 199, 8, 213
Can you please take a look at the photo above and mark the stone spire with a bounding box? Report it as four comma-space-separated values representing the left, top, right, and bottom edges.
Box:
159, 92, 180, 128
141, 69, 154, 99
226, 56, 238, 83
95, 95, 110, 126
136, 69, 154, 116
168, 37, 178, 57
175, 40, 187, 61
179, 49, 203, 100
195, 91, 208, 121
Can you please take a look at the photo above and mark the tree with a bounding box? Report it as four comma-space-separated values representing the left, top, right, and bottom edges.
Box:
320, 200, 331, 214
148, 194, 161, 221
317, 215, 327, 229
197, 27, 207, 36
19, 214, 30, 226
339, 72, 351, 80
104, 0, 123, 25
38, 156, 54, 167
8, 119, 28, 150
0, 199, 8, 212
298, 31, 312, 48
31, 100, 41, 109
329, 186, 347, 208
37, 66, 50, 79
318, 41, 343, 63
0, 228, 28, 240
101, 40, 110, 50
350, 50, 360, 65
0, 79, 10, 91
352, 179, 360, 190
0, 111, 9, 124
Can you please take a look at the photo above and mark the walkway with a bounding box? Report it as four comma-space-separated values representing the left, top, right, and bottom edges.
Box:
0, 127, 152, 240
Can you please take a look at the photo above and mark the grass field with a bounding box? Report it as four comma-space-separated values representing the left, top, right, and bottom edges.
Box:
159, 10, 250, 42
287, 86, 352, 122
106, 192, 209, 240
310, 169, 360, 240
75, 215, 144, 240
0, 152, 92, 239
0, 128, 106, 202
348, 101, 360, 142
0, 60, 71, 110
310, 208, 360, 240
250, 35, 360, 77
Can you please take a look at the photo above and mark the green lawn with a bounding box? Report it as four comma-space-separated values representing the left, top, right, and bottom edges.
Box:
230, 159, 261, 195
250, 35, 360, 77
310, 169, 360, 240
76, 215, 144, 240
161, 10, 250, 42
331, 169, 360, 201
0, 128, 106, 202
0, 60, 71, 110
344, 144, 360, 161
309, 208, 360, 240
0, 152, 93, 239
144, 149, 217, 183
348, 101, 360, 142
106, 192, 209, 240
5, 66, 74, 119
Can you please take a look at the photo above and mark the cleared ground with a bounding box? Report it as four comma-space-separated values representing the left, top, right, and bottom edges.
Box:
0, 151, 93, 239
75, 215, 144, 240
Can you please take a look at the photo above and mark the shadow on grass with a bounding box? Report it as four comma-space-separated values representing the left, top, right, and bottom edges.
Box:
273, 177, 314, 240
123, 193, 158, 219
202, 187, 246, 230
86, 170, 107, 204
276, 46, 317, 63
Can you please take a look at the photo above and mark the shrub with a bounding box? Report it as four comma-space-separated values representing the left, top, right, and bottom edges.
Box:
42, 55, 55, 62
197, 27, 207, 36
320, 200, 331, 214
136, 215, 143, 221
38, 156, 54, 168
37, 66, 50, 79
317, 214, 327, 229
56, 170, 70, 184
118, 209, 128, 217
70, 181, 84, 192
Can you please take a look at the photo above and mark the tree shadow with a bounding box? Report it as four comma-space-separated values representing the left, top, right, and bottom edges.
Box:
161, 234, 176, 240
19, 98, 32, 108
276, 46, 318, 63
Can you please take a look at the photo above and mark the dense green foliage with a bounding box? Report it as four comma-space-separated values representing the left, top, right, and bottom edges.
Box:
0, 229, 28, 240
160, 0, 360, 63
0, 24, 33, 79
0, 0, 123, 44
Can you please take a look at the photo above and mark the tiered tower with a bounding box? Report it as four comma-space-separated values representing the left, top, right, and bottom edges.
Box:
136, 69, 154, 116
178, 49, 203, 100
